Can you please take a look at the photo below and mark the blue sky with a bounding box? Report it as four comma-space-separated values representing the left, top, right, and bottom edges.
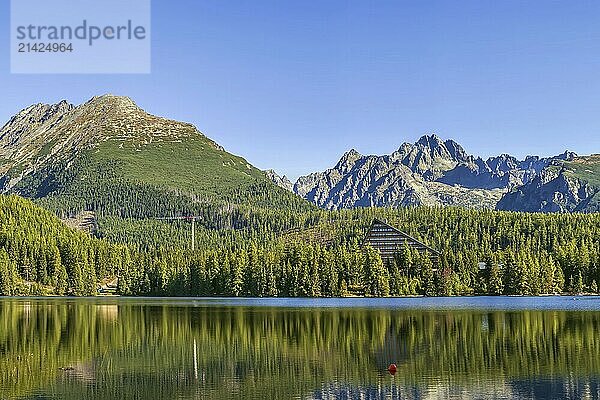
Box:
1, 1, 599, 180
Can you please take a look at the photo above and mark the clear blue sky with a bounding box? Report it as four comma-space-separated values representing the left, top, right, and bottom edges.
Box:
1, 1, 599, 180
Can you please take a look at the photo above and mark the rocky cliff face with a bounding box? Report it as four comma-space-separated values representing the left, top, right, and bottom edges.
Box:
264, 169, 293, 191
496, 156, 599, 213
293, 135, 501, 209
496, 171, 591, 212
438, 151, 577, 190
293, 134, 596, 212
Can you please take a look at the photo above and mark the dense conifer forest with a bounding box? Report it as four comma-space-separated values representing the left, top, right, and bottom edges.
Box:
2, 191, 599, 297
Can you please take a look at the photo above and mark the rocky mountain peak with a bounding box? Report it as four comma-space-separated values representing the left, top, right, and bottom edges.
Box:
334, 149, 363, 174
85, 94, 140, 111
487, 154, 519, 172
412, 134, 469, 162
79, 94, 147, 125
265, 169, 293, 191
415, 133, 444, 149
54, 99, 73, 111
557, 150, 577, 161
2, 100, 74, 131
443, 139, 468, 162
0, 100, 75, 163
341, 148, 361, 159
64, 94, 210, 147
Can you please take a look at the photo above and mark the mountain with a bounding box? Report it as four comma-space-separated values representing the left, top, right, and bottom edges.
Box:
264, 169, 293, 191
292, 134, 502, 210
293, 134, 598, 212
0, 95, 270, 196
0, 95, 313, 247
496, 155, 600, 213
0, 193, 122, 295
2, 97, 597, 216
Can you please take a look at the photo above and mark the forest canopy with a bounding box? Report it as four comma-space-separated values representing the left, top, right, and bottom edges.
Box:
1, 193, 599, 297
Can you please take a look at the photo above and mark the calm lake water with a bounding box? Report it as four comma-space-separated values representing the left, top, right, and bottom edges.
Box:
2, 296, 600, 400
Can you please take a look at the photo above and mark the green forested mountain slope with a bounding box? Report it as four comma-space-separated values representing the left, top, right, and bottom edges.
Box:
0, 95, 314, 250
94, 205, 600, 297
0, 194, 127, 295
2, 192, 600, 297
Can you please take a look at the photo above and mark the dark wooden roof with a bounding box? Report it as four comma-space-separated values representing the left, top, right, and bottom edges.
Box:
362, 218, 441, 260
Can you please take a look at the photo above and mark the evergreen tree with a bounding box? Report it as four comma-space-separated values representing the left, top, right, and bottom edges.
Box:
363, 246, 390, 297
0, 249, 17, 295
573, 271, 584, 294
488, 259, 504, 295
419, 253, 436, 296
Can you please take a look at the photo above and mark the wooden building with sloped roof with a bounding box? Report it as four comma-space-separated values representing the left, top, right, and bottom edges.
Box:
362, 219, 440, 264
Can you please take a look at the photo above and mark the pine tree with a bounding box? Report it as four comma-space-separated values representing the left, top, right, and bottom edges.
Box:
230, 252, 245, 296
0, 249, 17, 295
591, 280, 598, 294
363, 246, 389, 297
53, 262, 69, 296
574, 271, 584, 294
553, 262, 565, 294
488, 260, 504, 295
419, 253, 436, 296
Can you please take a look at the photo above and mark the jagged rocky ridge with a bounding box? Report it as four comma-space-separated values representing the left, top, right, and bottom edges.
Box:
278, 134, 598, 212
496, 156, 600, 213
264, 169, 293, 192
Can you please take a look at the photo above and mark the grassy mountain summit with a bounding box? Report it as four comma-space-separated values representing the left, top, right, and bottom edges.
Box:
0, 94, 268, 196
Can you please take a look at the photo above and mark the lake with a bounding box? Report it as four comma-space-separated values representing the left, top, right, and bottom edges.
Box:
2, 296, 600, 399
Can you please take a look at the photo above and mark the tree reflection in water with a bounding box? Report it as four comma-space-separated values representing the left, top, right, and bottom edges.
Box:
1, 298, 600, 400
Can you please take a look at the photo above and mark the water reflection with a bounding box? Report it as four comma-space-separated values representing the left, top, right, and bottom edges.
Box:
1, 298, 600, 399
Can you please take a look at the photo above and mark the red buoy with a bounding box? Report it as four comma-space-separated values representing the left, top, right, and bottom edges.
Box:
387, 363, 397, 375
